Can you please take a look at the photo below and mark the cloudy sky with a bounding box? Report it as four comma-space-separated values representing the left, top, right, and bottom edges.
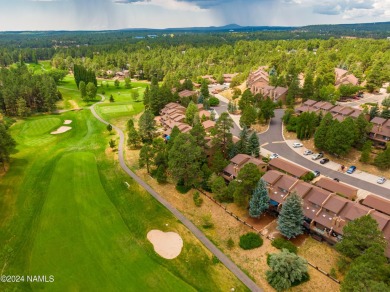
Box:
0, 0, 389, 31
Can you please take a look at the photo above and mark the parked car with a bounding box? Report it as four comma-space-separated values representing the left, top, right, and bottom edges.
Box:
293, 142, 303, 148
377, 177, 387, 184
333, 178, 340, 182
320, 158, 330, 164
312, 152, 324, 160
269, 153, 279, 160
346, 166, 356, 174
312, 170, 320, 177
303, 150, 313, 155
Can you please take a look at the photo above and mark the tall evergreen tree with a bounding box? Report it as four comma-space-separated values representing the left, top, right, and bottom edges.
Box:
286, 74, 300, 106
0, 124, 16, 171
139, 144, 154, 173
249, 179, 269, 218
277, 192, 304, 239
143, 86, 151, 110
185, 101, 199, 126
374, 146, 390, 169
127, 120, 141, 149
200, 80, 209, 99
301, 71, 314, 101
236, 125, 249, 154
168, 133, 202, 187
336, 215, 387, 260
212, 112, 234, 158
247, 132, 260, 157
189, 122, 207, 151
210, 149, 229, 174
239, 106, 257, 128
138, 109, 156, 143
79, 80, 86, 100
314, 112, 333, 150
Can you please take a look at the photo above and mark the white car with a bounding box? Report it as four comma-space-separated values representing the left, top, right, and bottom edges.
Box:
312, 152, 324, 160
269, 153, 279, 160
293, 142, 303, 148
377, 177, 387, 184
303, 150, 313, 155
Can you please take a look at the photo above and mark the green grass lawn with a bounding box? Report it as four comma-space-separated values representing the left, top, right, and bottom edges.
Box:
0, 109, 247, 291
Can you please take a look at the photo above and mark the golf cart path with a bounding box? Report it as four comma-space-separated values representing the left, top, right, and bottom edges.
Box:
89, 95, 262, 292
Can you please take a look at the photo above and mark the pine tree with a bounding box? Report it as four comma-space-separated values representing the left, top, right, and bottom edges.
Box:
0, 124, 16, 171
189, 122, 207, 151
127, 121, 141, 149
301, 71, 314, 101
336, 215, 387, 260
249, 179, 269, 218
155, 165, 167, 184
286, 74, 300, 107
360, 140, 372, 163
374, 146, 390, 169
168, 133, 202, 187
143, 86, 151, 109
200, 80, 209, 99
239, 106, 257, 128
277, 192, 304, 239
247, 132, 260, 157
314, 112, 333, 150
266, 249, 308, 292
106, 124, 113, 133
185, 101, 199, 126
138, 109, 156, 143
210, 149, 229, 174
139, 144, 154, 173
212, 112, 234, 158
236, 126, 249, 154
79, 81, 87, 100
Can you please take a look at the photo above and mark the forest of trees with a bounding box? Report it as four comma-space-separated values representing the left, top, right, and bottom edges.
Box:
0, 64, 60, 116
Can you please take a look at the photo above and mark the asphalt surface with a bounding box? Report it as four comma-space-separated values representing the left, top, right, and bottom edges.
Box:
259, 109, 390, 200
90, 95, 262, 292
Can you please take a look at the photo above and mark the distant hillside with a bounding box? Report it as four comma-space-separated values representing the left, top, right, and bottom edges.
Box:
299, 21, 390, 38
120, 23, 294, 33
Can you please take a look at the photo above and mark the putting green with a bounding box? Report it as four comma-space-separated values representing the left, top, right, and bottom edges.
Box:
99, 104, 134, 114
29, 152, 194, 291
21, 117, 62, 136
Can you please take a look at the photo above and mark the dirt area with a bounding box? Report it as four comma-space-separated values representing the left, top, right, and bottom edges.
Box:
219, 81, 247, 101
125, 148, 341, 291
252, 123, 270, 134
285, 129, 390, 178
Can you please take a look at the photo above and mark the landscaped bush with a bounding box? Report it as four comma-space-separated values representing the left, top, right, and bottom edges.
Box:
301, 172, 315, 182
239, 232, 263, 250
209, 96, 220, 106
271, 238, 298, 254
202, 214, 214, 229
193, 191, 203, 207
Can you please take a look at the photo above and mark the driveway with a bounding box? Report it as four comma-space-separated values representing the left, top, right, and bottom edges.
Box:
259, 109, 390, 200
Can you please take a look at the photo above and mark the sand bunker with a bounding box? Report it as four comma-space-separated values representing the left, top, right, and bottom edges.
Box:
63, 120, 72, 125
147, 230, 183, 259
51, 126, 72, 135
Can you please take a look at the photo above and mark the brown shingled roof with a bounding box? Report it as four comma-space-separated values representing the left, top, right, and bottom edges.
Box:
262, 170, 283, 185
315, 177, 357, 200
268, 158, 309, 178
362, 194, 390, 216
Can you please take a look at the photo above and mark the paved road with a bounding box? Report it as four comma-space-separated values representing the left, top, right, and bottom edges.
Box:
212, 100, 241, 137
89, 95, 262, 292
259, 109, 390, 200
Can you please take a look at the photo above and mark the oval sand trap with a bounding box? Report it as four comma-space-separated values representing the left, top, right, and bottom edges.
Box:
63, 120, 72, 125
147, 230, 183, 259
51, 126, 72, 135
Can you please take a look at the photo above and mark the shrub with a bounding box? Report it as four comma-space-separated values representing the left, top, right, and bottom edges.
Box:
227, 237, 234, 249
329, 268, 337, 279
239, 232, 263, 250
202, 214, 214, 229
212, 255, 220, 264
271, 238, 298, 254
193, 191, 203, 207
209, 96, 220, 106
301, 172, 315, 182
